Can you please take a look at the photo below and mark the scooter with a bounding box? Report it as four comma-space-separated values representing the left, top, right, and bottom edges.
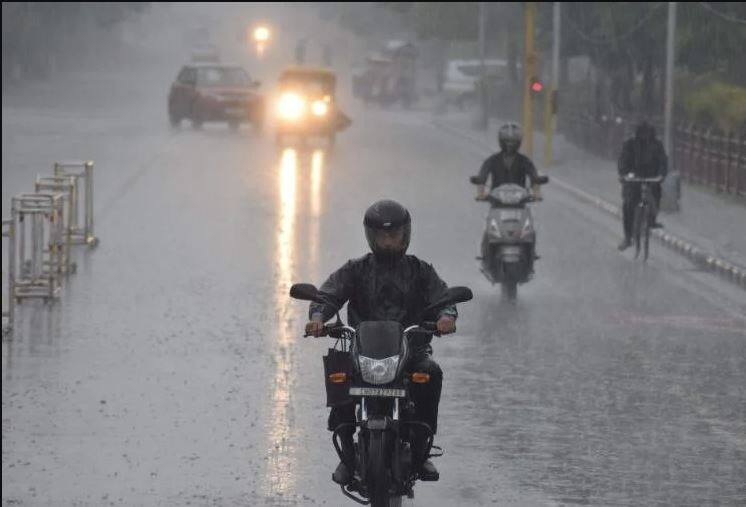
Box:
470, 176, 548, 299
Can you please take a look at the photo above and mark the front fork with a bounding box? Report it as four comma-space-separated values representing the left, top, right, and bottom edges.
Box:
331, 397, 434, 487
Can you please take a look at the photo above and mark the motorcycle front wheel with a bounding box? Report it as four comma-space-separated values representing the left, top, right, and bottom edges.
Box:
367, 431, 401, 507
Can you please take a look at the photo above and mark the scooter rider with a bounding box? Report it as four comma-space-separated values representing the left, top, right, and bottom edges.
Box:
304, 200, 457, 485
472, 123, 543, 262
473, 123, 543, 200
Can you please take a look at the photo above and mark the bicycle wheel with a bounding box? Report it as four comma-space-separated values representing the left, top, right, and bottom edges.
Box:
633, 205, 644, 259
642, 205, 651, 261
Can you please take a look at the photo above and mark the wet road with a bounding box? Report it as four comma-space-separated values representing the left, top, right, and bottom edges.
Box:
3, 60, 746, 507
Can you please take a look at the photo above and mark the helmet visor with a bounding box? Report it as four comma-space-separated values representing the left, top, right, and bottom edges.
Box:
371, 226, 406, 255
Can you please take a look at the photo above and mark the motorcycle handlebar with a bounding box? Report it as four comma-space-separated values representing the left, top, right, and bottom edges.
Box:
306, 322, 443, 338
304, 323, 355, 339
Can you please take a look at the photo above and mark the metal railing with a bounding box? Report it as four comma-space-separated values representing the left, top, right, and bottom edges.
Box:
2, 220, 14, 334
9, 193, 66, 303
53, 160, 98, 247
674, 125, 746, 197
2, 159, 98, 335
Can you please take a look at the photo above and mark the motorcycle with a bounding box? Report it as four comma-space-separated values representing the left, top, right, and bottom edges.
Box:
469, 175, 548, 299
289, 283, 473, 506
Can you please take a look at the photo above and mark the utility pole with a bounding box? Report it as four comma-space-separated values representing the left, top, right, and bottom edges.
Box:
522, 2, 537, 158
663, 2, 676, 158
544, 2, 560, 167
476, 1, 488, 130
661, 1, 680, 212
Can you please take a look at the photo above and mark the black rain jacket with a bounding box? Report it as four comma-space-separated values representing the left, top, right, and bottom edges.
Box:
474, 152, 540, 190
309, 253, 457, 328
618, 137, 668, 179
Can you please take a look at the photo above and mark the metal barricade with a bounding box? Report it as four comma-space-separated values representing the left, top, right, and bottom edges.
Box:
10, 194, 66, 302
53, 160, 98, 247
35, 175, 77, 275
2, 219, 14, 334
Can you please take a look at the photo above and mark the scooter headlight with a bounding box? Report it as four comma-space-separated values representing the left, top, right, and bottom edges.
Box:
489, 218, 501, 237
520, 216, 533, 238
359, 355, 400, 385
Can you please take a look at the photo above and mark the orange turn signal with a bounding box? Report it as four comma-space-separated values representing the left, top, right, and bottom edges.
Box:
328, 372, 348, 384
411, 373, 431, 384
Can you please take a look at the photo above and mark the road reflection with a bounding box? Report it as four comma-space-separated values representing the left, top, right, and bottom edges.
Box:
266, 147, 298, 497
309, 149, 324, 282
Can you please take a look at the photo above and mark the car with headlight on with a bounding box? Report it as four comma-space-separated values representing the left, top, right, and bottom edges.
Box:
274, 66, 349, 147
168, 63, 264, 130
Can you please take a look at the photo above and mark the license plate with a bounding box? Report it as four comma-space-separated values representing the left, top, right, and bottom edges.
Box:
225, 107, 246, 116
349, 387, 406, 398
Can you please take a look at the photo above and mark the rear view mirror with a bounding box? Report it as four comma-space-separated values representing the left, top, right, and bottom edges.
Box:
289, 283, 323, 303
536, 175, 549, 185
423, 286, 473, 314
469, 176, 482, 185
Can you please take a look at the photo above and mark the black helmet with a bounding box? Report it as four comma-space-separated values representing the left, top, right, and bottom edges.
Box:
363, 200, 411, 261
635, 120, 656, 142
498, 122, 523, 154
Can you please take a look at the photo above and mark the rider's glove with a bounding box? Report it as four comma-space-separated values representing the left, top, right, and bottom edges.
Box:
305, 321, 324, 337
436, 316, 456, 336
531, 184, 543, 201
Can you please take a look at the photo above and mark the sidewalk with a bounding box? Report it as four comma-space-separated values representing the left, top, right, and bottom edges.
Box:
431, 111, 746, 271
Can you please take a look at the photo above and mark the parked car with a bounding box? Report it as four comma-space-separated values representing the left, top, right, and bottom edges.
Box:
442, 59, 514, 109
168, 63, 264, 130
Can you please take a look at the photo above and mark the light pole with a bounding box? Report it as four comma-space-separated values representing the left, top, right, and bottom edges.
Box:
477, 1, 488, 130
661, 1, 680, 212
544, 2, 560, 167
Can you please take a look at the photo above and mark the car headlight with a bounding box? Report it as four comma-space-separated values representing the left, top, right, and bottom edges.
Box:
311, 100, 328, 117
277, 93, 305, 120
359, 355, 400, 385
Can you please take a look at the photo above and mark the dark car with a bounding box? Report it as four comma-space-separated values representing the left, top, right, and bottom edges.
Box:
168, 64, 264, 130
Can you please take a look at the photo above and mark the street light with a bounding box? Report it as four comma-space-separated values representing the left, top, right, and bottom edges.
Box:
253, 25, 270, 43
250, 24, 271, 59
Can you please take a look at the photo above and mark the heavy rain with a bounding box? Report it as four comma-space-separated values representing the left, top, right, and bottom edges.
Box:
2, 3, 745, 506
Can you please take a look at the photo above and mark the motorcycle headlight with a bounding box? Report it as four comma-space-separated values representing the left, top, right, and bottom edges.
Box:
359, 355, 400, 385
277, 93, 305, 120
311, 100, 328, 116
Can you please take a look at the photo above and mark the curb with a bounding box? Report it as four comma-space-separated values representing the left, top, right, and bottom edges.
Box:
431, 119, 746, 290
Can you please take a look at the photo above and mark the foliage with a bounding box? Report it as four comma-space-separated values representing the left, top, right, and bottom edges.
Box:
680, 80, 746, 132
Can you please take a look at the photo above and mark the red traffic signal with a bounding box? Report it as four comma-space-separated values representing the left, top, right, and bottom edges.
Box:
530, 78, 544, 93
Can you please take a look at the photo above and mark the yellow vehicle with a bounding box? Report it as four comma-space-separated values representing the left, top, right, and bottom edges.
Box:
274, 66, 350, 147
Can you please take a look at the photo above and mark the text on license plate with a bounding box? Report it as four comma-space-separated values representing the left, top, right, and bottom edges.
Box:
349, 387, 406, 398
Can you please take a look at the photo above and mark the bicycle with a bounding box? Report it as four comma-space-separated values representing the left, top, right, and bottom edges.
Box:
622, 174, 664, 261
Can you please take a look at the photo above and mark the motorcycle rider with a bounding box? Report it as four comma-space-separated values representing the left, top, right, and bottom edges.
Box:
617, 120, 668, 251
472, 123, 543, 265
304, 200, 457, 485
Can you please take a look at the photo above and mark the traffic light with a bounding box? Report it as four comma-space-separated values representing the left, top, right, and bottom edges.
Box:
530, 77, 544, 94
